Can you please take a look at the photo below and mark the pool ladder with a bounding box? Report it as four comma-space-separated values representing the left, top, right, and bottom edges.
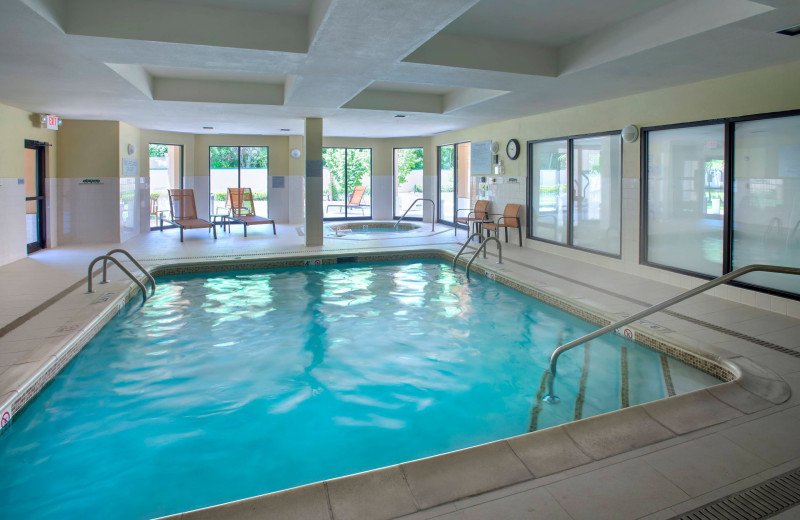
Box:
87, 249, 156, 305
453, 233, 502, 280
543, 264, 800, 404
394, 198, 436, 232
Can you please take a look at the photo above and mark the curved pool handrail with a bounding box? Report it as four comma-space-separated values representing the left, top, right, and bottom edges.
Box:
101, 249, 156, 297
87, 255, 148, 305
394, 198, 435, 232
544, 264, 800, 403
453, 233, 483, 269
465, 236, 502, 281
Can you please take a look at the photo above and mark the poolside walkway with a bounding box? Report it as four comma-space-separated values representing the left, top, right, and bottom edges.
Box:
2, 222, 800, 519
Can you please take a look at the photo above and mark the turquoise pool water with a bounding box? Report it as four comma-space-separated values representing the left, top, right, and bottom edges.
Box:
0, 260, 719, 519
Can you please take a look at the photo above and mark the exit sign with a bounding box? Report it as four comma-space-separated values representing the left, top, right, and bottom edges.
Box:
45, 114, 59, 130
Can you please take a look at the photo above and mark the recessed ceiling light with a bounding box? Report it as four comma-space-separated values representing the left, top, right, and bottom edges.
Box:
777, 24, 800, 36
203, 126, 214, 130
280, 128, 291, 132
394, 114, 406, 118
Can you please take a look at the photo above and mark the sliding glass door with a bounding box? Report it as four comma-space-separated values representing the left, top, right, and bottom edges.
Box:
394, 148, 424, 219
149, 143, 183, 230
209, 146, 268, 217
438, 142, 471, 225
323, 147, 372, 220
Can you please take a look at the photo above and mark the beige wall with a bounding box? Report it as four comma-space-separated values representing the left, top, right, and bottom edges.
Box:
0, 104, 59, 265
0, 104, 58, 179
57, 120, 119, 179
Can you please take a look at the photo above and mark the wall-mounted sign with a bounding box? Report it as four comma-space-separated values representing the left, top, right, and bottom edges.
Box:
122, 158, 138, 176
40, 114, 61, 130
470, 140, 493, 176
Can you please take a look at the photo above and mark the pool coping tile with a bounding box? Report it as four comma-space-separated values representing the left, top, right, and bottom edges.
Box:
400, 440, 533, 510
506, 426, 593, 478
642, 389, 744, 435
167, 482, 331, 520
563, 405, 675, 460
326, 466, 418, 520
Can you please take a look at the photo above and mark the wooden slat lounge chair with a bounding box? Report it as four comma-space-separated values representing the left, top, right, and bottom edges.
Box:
326, 185, 367, 215
163, 189, 216, 242
483, 203, 522, 245
226, 187, 276, 237
455, 199, 490, 241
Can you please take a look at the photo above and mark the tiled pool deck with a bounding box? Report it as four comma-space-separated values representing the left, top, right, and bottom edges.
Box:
2, 223, 800, 520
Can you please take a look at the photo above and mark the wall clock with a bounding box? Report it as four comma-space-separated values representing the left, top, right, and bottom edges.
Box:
506, 138, 520, 160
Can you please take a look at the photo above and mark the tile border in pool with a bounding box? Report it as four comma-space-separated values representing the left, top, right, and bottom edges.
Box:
0, 248, 790, 520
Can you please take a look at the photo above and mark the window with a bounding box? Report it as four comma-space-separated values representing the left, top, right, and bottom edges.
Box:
393, 148, 424, 219
642, 111, 800, 298
209, 146, 268, 218
643, 124, 725, 276
437, 142, 471, 225
732, 114, 800, 294
528, 133, 622, 256
149, 143, 183, 230
323, 148, 372, 219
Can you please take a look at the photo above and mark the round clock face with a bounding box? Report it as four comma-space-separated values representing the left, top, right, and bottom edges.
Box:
506, 139, 520, 160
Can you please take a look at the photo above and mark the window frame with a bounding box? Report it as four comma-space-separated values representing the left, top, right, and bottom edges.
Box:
393, 147, 424, 221
322, 147, 373, 221
526, 130, 623, 259
640, 109, 800, 300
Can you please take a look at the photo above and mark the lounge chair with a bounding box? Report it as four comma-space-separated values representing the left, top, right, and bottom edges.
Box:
326, 185, 367, 215
163, 189, 217, 242
455, 199, 490, 241
483, 203, 522, 245
226, 187, 276, 237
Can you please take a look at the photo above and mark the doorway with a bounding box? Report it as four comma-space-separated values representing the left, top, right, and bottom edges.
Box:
209, 146, 269, 218
323, 148, 372, 220
437, 142, 471, 226
149, 144, 184, 230
24, 140, 47, 254
393, 148, 424, 219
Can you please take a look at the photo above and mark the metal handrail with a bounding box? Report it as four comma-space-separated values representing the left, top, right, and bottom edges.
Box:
543, 264, 800, 403
394, 198, 435, 231
87, 256, 148, 305
453, 233, 483, 268
464, 236, 502, 280
101, 249, 156, 297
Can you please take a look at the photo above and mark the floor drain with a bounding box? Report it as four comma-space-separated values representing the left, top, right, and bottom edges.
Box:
673, 468, 800, 519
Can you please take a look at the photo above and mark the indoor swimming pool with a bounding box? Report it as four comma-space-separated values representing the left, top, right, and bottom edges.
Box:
0, 260, 721, 519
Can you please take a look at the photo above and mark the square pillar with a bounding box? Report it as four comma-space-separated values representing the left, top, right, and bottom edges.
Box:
304, 118, 324, 246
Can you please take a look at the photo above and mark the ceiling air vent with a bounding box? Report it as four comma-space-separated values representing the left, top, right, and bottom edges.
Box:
777, 24, 800, 36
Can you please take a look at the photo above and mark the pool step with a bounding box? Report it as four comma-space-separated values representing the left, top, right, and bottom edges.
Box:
672, 467, 800, 519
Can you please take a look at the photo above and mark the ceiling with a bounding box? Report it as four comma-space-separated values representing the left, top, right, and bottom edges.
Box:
0, 0, 798, 138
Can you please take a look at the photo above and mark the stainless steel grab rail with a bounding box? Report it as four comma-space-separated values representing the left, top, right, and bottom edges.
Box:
543, 264, 800, 403
394, 198, 435, 231
87, 256, 149, 305
453, 233, 483, 268
465, 236, 502, 280
452, 233, 502, 280
100, 249, 156, 297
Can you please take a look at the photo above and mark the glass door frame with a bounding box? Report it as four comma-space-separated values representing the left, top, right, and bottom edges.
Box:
149, 143, 184, 231
323, 147, 373, 221
209, 146, 269, 219
393, 147, 424, 220
437, 141, 470, 227
24, 139, 47, 254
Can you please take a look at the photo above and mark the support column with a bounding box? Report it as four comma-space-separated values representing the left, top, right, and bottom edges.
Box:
304, 118, 324, 246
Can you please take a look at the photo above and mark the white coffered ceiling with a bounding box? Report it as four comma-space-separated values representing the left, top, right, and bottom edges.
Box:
0, 0, 798, 137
